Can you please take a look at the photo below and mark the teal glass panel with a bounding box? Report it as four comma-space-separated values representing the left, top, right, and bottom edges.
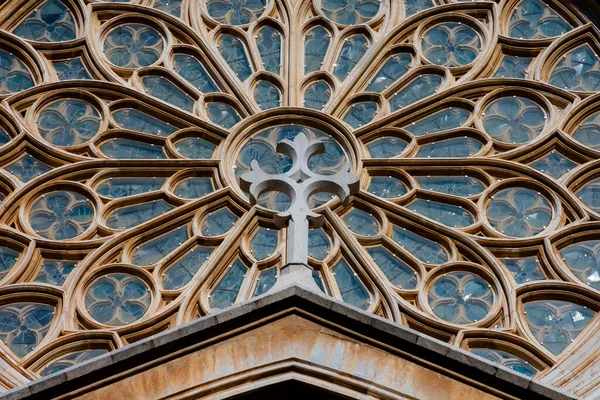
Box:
409, 199, 474, 228
529, 151, 576, 179
367, 246, 417, 289
153, 0, 182, 17
173, 177, 214, 199
550, 45, 600, 92
342, 101, 377, 128
428, 272, 493, 324
389, 74, 443, 111
494, 56, 532, 79
173, 54, 219, 93
96, 177, 165, 198
573, 111, 600, 151
100, 139, 167, 159
343, 208, 379, 236
483, 97, 546, 143
253, 268, 277, 296
0, 127, 10, 146
404, 0, 435, 16
333, 259, 370, 310
486, 188, 552, 237
304, 80, 331, 110
471, 349, 537, 377
304, 26, 330, 74
524, 300, 595, 355
30, 191, 94, 240
368, 176, 407, 198
416, 137, 483, 158
141, 75, 195, 112
0, 247, 19, 281
365, 53, 412, 93
0, 49, 34, 94
366, 136, 407, 158
254, 81, 280, 110
13, 0, 76, 42
218, 34, 252, 81
256, 26, 281, 75
313, 270, 326, 292
509, 0, 572, 40
162, 246, 213, 290
333, 34, 368, 81
5, 154, 52, 182
113, 109, 176, 137
256, 191, 291, 212
416, 175, 485, 196
201, 208, 238, 236
561, 240, 600, 290
175, 137, 216, 159
37, 99, 101, 146
53, 58, 91, 80
404, 107, 470, 136
104, 24, 164, 68
577, 178, 600, 213
106, 200, 173, 229
308, 228, 330, 260
500, 256, 545, 284
0, 303, 54, 357
207, 0, 265, 25
250, 228, 278, 260
34, 259, 76, 286
40, 349, 107, 377
210, 260, 247, 309
421, 23, 481, 67
206, 102, 241, 128
321, 0, 379, 25
131, 227, 189, 265
391, 225, 449, 264
85, 273, 151, 326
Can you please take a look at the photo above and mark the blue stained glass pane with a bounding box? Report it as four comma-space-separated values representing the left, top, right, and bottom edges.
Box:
560, 240, 600, 290
34, 259, 76, 286
0, 49, 34, 95
256, 27, 281, 75
29, 191, 94, 240
509, 0, 572, 40
494, 56, 532, 79
210, 260, 247, 309
483, 96, 546, 144
391, 225, 448, 264
368, 176, 407, 198
253, 268, 277, 296
201, 208, 238, 236
573, 111, 600, 151
421, 23, 481, 67
304, 26, 330, 74
389, 74, 443, 111
500, 256, 545, 284
550, 45, 600, 92
142, 75, 195, 112
343, 208, 379, 236
104, 24, 164, 69
333, 34, 369, 81
404, 107, 470, 136
404, 0, 434, 16
313, 270, 326, 292
250, 228, 278, 260
132, 227, 189, 266
206, 102, 241, 129
486, 188, 552, 237
530, 151, 576, 179
162, 246, 213, 290
37, 99, 102, 146
40, 349, 108, 377
365, 53, 412, 93
304, 80, 331, 110
254, 81, 280, 110
5, 154, 52, 182
367, 246, 417, 289
321, 0, 380, 25
577, 178, 600, 213
524, 300, 595, 355
207, 0, 265, 25
153, 0, 182, 17
0, 247, 19, 281
100, 139, 167, 159
409, 199, 474, 228
96, 177, 165, 198
106, 200, 173, 229
333, 259, 370, 310
0, 127, 10, 146
416, 175, 485, 197
0, 303, 54, 357
218, 34, 253, 81
471, 349, 537, 377
113, 109, 176, 137
13, 0, 76, 42
342, 102, 378, 128
53, 58, 91, 80
416, 137, 483, 158
173, 54, 219, 93
366, 137, 407, 158
176, 137, 216, 159
308, 229, 330, 260
173, 177, 214, 199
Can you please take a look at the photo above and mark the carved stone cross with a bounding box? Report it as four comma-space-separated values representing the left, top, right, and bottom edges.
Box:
240, 132, 359, 290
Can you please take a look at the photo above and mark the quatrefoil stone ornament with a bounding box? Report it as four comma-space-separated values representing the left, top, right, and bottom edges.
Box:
240, 132, 359, 289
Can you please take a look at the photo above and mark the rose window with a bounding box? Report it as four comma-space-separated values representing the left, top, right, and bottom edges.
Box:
0, 0, 597, 394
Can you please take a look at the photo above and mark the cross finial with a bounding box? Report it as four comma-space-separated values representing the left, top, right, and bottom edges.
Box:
240, 132, 359, 290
